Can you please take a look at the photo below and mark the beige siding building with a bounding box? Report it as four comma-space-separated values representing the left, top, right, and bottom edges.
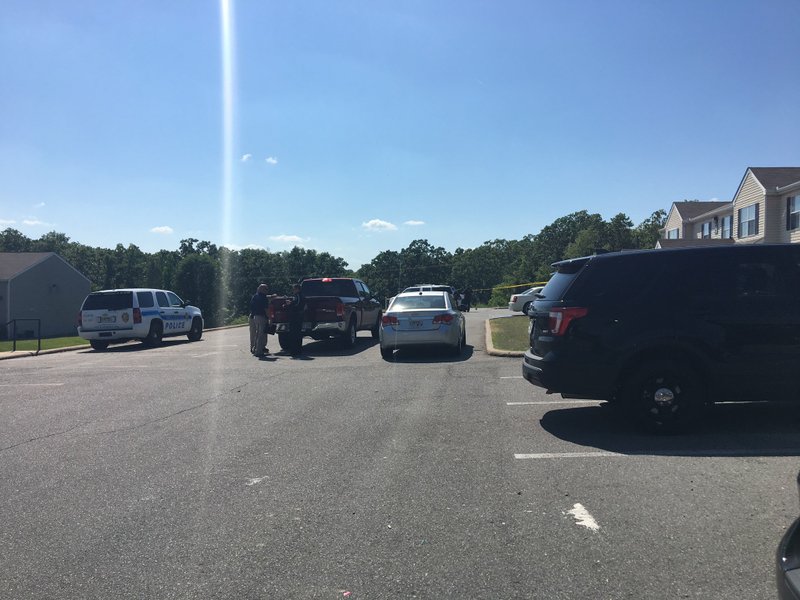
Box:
659, 167, 800, 249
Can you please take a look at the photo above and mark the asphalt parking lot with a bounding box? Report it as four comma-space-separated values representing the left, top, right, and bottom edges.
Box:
1, 310, 798, 599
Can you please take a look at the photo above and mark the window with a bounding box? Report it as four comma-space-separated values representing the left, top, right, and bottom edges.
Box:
156, 291, 170, 308
667, 228, 679, 239
701, 221, 712, 239
788, 197, 800, 231
737, 204, 759, 238
136, 291, 155, 308
720, 215, 732, 239
167, 292, 184, 307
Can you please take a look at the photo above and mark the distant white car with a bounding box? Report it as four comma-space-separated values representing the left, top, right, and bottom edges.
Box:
508, 286, 543, 314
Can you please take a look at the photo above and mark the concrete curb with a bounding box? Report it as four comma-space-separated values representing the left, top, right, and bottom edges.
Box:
484, 316, 525, 357
0, 323, 249, 361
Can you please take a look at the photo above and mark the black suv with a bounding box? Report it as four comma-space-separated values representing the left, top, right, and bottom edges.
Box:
522, 244, 800, 430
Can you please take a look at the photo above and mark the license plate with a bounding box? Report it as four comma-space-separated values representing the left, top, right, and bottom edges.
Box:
99, 316, 116, 323
410, 319, 424, 329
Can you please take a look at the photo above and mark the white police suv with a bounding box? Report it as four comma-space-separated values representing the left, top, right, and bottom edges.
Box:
77, 288, 203, 350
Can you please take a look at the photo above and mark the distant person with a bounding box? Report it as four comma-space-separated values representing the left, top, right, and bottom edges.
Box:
462, 287, 473, 311
249, 283, 276, 358
283, 281, 305, 356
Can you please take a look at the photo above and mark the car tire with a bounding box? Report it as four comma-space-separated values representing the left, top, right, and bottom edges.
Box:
341, 318, 357, 348
187, 317, 203, 342
143, 321, 163, 347
371, 314, 381, 340
90, 340, 109, 351
380, 346, 394, 361
522, 301, 531, 315
623, 359, 704, 432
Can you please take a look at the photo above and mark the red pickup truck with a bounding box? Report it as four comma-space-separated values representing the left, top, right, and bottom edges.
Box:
268, 277, 382, 350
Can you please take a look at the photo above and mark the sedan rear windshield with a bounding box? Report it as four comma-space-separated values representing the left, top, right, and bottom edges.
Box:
391, 295, 447, 310
82, 291, 133, 311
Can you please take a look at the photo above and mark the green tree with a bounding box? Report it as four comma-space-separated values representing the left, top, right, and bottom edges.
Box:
0, 228, 32, 251
174, 254, 221, 327
527, 211, 604, 279
33, 231, 71, 254
632, 209, 667, 249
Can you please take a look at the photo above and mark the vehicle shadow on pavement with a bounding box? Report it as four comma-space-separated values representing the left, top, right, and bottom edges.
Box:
385, 345, 475, 363
287, 337, 380, 357
81, 339, 195, 353
539, 402, 800, 457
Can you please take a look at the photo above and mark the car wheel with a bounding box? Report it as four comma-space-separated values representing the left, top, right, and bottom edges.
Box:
624, 359, 704, 432
90, 340, 109, 351
278, 332, 291, 351
341, 318, 357, 348
371, 313, 381, 340
143, 321, 163, 347
187, 317, 203, 342
522, 301, 532, 315
380, 346, 394, 360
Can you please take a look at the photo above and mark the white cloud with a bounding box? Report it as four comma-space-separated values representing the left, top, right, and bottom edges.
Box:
22, 219, 50, 226
0, 219, 16, 225
404, 220, 425, 226
241, 153, 252, 162
150, 226, 174, 234
265, 157, 278, 165
362, 219, 397, 232
34, 202, 46, 209
226, 243, 266, 251
270, 234, 305, 244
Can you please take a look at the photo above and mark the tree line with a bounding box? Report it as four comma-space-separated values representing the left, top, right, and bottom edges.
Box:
0, 209, 665, 325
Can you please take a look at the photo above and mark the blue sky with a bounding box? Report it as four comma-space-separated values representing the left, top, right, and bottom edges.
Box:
2, 1, 799, 270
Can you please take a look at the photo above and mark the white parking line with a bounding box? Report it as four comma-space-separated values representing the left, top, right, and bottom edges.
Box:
507, 400, 601, 406
0, 383, 65, 387
515, 451, 625, 459
516, 448, 800, 459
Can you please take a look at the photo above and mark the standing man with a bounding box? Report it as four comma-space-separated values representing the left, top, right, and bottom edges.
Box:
286, 281, 305, 356
249, 283, 275, 358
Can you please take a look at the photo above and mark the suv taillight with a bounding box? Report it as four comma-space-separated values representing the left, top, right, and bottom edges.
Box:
547, 307, 588, 336
133, 308, 142, 324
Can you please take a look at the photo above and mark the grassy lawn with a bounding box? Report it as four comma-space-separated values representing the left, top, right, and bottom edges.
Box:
489, 315, 530, 352
0, 336, 89, 352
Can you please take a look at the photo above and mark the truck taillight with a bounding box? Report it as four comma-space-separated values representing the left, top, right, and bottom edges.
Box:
433, 314, 454, 324
133, 308, 142, 324
382, 315, 398, 326
336, 302, 345, 319
546, 307, 588, 336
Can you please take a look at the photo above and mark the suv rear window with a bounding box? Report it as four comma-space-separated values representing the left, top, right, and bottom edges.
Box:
537, 258, 589, 301
82, 291, 133, 311
137, 291, 155, 308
